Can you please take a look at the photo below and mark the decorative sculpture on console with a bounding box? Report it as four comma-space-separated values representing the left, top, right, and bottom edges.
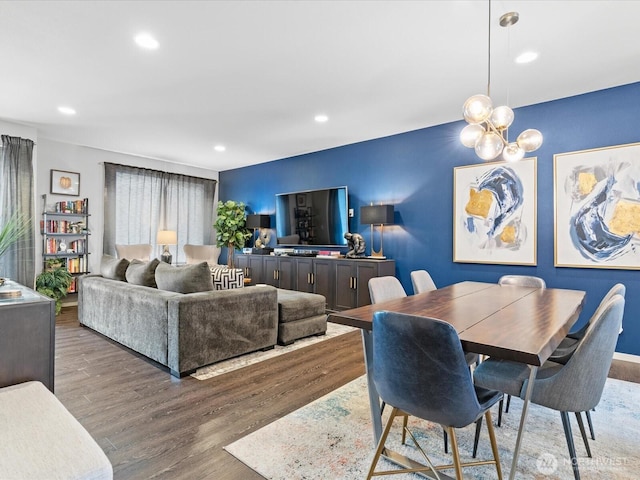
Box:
344, 232, 366, 258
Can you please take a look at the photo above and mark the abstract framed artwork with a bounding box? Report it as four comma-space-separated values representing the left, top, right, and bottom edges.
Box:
50, 169, 80, 196
454, 157, 537, 265
554, 142, 640, 269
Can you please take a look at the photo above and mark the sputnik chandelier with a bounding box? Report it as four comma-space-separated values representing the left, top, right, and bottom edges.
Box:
460, 3, 543, 162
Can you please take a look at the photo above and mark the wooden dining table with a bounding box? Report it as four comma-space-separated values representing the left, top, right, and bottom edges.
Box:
328, 281, 586, 480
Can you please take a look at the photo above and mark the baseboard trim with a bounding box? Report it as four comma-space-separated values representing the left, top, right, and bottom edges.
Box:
610, 353, 640, 383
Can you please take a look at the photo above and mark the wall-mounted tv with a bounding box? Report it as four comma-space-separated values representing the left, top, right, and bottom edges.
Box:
275, 186, 349, 246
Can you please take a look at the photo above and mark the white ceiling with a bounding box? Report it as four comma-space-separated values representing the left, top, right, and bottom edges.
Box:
1, 1, 639, 172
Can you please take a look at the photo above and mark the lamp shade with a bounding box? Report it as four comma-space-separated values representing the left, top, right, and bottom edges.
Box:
360, 205, 394, 225
157, 230, 177, 245
246, 214, 270, 229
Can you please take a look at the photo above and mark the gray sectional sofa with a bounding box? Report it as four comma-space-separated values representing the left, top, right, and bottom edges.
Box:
78, 257, 279, 377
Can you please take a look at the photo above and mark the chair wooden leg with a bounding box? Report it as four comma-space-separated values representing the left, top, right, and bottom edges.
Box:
366, 406, 399, 480
585, 410, 595, 440
448, 426, 464, 480
472, 416, 483, 458
401, 413, 408, 445
560, 411, 581, 480
485, 410, 503, 480
575, 412, 592, 458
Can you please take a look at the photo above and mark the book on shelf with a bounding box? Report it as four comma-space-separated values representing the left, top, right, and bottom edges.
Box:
51, 198, 89, 214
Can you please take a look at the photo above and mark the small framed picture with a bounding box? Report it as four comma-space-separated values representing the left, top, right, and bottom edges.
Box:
50, 170, 80, 196
296, 194, 306, 207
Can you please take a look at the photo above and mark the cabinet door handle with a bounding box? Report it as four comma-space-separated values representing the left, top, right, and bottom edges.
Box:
311, 273, 315, 285
353, 277, 357, 290
349, 277, 353, 289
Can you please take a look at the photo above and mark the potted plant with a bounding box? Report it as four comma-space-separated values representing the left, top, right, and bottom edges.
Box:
0, 211, 31, 286
35, 266, 73, 315
213, 200, 251, 268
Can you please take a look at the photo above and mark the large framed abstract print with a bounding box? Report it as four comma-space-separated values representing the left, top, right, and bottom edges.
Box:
554, 142, 640, 269
454, 158, 537, 265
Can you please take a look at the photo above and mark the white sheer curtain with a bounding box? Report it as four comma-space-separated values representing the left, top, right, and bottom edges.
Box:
103, 163, 217, 263
0, 135, 35, 286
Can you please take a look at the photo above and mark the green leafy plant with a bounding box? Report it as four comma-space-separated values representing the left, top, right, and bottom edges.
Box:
0, 211, 31, 260
35, 267, 73, 315
213, 200, 251, 267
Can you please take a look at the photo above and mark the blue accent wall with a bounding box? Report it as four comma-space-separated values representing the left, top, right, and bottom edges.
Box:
220, 82, 640, 356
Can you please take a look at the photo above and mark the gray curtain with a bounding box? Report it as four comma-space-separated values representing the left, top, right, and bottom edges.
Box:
0, 135, 35, 286
103, 163, 217, 263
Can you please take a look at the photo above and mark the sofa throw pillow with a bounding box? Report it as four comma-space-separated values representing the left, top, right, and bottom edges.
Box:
155, 261, 214, 294
125, 258, 160, 288
211, 267, 245, 290
100, 255, 129, 281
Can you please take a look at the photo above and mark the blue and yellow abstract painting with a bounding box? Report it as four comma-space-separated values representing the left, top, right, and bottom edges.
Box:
454, 158, 537, 265
555, 142, 640, 269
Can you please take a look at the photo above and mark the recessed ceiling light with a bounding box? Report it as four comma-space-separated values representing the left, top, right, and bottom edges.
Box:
214, 145, 226, 152
57, 106, 76, 115
314, 114, 329, 123
134, 32, 159, 50
515, 51, 538, 64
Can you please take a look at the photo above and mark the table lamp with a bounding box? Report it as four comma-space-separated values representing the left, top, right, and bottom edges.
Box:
157, 230, 177, 264
246, 214, 271, 248
360, 204, 394, 258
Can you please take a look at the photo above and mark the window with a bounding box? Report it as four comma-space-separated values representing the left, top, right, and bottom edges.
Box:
103, 163, 217, 263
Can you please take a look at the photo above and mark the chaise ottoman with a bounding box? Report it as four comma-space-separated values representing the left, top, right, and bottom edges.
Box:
0, 381, 113, 480
276, 289, 327, 345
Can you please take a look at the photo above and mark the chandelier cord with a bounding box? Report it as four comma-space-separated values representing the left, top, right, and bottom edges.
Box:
487, 0, 491, 98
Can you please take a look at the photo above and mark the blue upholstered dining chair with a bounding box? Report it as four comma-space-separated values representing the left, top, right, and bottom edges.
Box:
410, 269, 437, 294
473, 294, 625, 480
367, 311, 503, 480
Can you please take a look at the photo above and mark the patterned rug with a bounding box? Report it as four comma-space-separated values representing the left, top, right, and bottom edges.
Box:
191, 322, 357, 380
225, 375, 640, 479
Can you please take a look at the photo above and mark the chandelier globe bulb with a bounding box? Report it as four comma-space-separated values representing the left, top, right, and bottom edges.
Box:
463, 94, 493, 124
460, 124, 485, 148
475, 132, 503, 161
517, 129, 544, 152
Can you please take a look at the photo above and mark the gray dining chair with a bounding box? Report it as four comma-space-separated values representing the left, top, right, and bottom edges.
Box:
368, 276, 407, 304
473, 294, 625, 480
410, 269, 437, 294
497, 274, 546, 421
549, 283, 626, 442
498, 274, 546, 288
367, 311, 503, 480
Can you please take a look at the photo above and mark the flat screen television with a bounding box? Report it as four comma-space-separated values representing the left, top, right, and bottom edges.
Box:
275, 186, 349, 246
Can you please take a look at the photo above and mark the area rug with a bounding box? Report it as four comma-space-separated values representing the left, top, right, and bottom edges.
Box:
191, 322, 357, 380
225, 375, 640, 479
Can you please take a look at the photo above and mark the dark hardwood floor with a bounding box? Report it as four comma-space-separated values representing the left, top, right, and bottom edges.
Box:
54, 306, 365, 479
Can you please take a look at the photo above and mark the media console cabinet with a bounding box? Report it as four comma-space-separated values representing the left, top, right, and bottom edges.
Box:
236, 254, 395, 311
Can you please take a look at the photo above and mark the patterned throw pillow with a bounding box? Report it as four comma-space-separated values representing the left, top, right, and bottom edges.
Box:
100, 255, 129, 281
210, 266, 245, 290
125, 258, 160, 287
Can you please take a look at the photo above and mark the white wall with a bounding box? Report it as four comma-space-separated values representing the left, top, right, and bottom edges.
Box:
35, 138, 219, 276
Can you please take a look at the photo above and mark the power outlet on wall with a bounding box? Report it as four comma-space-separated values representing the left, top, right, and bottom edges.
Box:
348, 208, 354, 217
